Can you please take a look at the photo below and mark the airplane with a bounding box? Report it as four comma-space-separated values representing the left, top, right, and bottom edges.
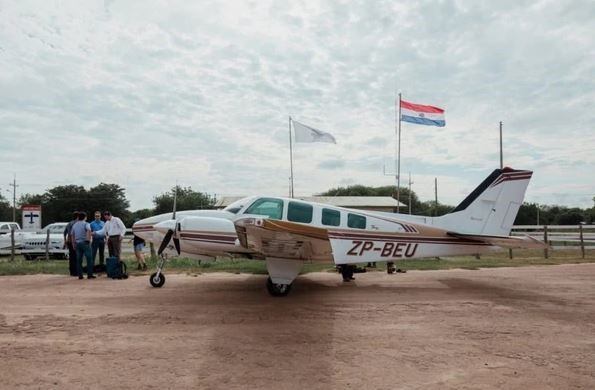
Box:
132, 167, 545, 296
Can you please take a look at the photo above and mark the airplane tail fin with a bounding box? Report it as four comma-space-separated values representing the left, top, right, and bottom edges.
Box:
433, 168, 533, 236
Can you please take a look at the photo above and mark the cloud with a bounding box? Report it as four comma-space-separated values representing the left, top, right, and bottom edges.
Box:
0, 0, 593, 210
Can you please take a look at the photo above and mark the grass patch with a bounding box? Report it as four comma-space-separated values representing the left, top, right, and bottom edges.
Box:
1, 248, 593, 276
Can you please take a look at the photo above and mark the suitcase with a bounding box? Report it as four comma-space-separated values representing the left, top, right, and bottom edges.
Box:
106, 256, 128, 279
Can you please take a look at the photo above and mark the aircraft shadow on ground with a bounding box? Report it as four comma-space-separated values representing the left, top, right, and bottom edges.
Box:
167, 275, 340, 388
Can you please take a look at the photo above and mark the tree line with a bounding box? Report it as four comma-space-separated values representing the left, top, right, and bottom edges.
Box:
319, 185, 595, 225
0, 184, 214, 227
0, 182, 593, 227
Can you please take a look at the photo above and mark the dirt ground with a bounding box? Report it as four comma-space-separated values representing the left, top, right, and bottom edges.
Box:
1, 264, 595, 390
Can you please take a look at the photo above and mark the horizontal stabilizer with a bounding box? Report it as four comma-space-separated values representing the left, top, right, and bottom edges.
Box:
447, 232, 548, 249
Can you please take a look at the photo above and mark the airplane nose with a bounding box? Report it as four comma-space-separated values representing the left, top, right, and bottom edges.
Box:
154, 220, 176, 234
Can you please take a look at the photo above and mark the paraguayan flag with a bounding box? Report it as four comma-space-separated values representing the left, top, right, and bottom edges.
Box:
400, 99, 445, 127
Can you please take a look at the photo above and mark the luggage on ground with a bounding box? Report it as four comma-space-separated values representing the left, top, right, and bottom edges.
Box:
106, 256, 128, 279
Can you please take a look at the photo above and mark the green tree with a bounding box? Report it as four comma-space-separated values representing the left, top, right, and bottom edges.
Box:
555, 208, 584, 225
153, 186, 215, 215
0, 193, 12, 221
515, 202, 541, 225
18, 184, 131, 226
130, 208, 154, 223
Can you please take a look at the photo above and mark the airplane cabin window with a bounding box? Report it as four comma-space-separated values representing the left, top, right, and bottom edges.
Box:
287, 201, 313, 223
244, 198, 284, 220
347, 213, 366, 229
322, 208, 340, 226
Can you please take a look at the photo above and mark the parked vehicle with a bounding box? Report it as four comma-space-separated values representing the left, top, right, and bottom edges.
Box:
0, 222, 32, 250
21, 222, 68, 260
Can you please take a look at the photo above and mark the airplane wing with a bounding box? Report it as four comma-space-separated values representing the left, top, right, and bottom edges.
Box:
446, 232, 548, 249
234, 217, 332, 260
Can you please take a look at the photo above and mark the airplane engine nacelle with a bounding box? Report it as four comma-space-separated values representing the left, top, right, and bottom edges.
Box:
177, 216, 241, 252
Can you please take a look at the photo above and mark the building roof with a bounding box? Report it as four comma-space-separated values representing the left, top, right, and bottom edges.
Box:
214, 196, 406, 208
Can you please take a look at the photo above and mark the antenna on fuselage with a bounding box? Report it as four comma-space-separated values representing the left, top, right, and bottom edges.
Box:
172, 183, 178, 220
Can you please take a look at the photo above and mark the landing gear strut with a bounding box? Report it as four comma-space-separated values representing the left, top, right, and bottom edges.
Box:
150, 255, 167, 288
266, 277, 292, 297
387, 261, 396, 274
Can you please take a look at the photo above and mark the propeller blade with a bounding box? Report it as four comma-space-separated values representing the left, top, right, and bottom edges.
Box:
173, 237, 181, 255
157, 229, 174, 255
173, 221, 181, 254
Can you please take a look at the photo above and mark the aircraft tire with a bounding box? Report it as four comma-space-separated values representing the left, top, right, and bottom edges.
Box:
150, 272, 165, 288
266, 277, 291, 297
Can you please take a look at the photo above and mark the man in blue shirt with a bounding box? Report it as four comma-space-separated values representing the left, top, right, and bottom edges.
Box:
89, 211, 105, 266
63, 211, 79, 276
70, 212, 95, 279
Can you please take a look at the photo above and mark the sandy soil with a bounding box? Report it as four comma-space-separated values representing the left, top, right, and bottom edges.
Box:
1, 264, 595, 389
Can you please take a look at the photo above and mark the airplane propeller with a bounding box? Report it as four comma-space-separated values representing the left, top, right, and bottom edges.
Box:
156, 185, 181, 256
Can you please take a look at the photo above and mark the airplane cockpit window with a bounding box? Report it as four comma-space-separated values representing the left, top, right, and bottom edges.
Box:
244, 198, 284, 220
322, 208, 340, 226
287, 201, 313, 223
347, 213, 366, 229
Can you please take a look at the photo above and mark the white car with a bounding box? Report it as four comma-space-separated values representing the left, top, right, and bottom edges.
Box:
0, 222, 32, 250
21, 222, 68, 260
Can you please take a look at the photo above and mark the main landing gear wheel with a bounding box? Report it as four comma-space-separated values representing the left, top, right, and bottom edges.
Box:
150, 272, 165, 288
266, 277, 292, 297
387, 262, 396, 274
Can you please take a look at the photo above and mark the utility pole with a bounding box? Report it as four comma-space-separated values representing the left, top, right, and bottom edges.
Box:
408, 172, 413, 215
537, 206, 540, 226
9, 174, 18, 222
499, 121, 503, 169
434, 177, 438, 216
395, 92, 402, 213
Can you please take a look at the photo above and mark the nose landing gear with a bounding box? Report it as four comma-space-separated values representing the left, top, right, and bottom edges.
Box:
266, 277, 292, 297
149, 255, 167, 288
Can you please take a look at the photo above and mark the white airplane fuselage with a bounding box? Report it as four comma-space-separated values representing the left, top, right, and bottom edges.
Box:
132, 195, 495, 264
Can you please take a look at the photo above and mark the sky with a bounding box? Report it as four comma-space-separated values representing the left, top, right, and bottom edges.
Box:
0, 0, 594, 211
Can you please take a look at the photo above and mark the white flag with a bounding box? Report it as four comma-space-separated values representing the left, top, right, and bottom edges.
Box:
292, 120, 336, 144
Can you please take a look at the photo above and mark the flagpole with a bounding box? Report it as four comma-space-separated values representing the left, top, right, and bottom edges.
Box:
289, 116, 294, 198
499, 121, 503, 169
396, 92, 402, 213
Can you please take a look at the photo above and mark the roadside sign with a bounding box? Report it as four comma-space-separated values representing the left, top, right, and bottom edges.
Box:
22, 205, 42, 231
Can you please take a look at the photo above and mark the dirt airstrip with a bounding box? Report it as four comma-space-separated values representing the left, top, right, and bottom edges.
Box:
1, 264, 595, 389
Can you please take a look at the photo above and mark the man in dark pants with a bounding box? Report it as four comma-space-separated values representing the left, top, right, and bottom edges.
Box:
71, 212, 95, 279
103, 211, 126, 259
90, 211, 105, 266
63, 211, 79, 276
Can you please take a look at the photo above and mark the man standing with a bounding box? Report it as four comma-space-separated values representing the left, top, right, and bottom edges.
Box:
89, 211, 105, 266
103, 211, 126, 259
63, 211, 79, 276
71, 212, 95, 279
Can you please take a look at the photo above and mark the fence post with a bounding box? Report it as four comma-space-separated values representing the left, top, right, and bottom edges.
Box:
10, 228, 15, 261
543, 225, 549, 259
45, 229, 50, 261
509, 248, 513, 259
150, 242, 156, 261
579, 224, 585, 259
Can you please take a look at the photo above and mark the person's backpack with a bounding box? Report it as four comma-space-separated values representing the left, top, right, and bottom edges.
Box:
106, 256, 128, 279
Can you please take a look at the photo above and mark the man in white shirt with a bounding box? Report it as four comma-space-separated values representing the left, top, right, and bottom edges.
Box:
102, 211, 126, 259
